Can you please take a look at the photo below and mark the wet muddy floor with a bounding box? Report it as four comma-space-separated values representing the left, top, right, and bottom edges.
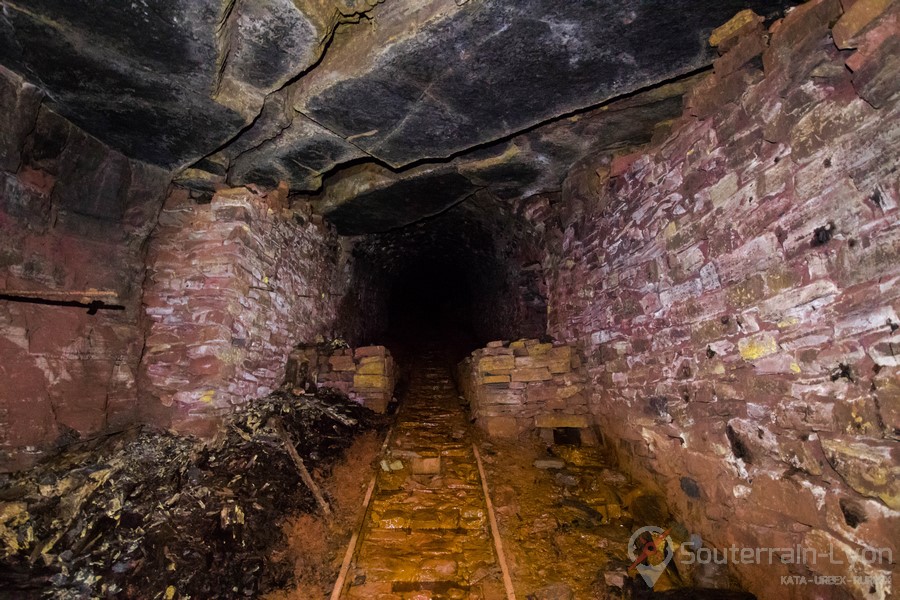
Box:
2, 348, 754, 600
335, 348, 752, 600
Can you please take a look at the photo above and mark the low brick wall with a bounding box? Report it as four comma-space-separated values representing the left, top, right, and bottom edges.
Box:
458, 339, 587, 438
286, 345, 396, 413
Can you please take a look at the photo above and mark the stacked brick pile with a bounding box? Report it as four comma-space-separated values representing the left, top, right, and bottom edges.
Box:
458, 339, 587, 438
287, 345, 396, 413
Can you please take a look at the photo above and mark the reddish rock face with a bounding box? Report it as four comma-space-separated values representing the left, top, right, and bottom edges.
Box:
540, 6, 899, 598
0, 68, 169, 471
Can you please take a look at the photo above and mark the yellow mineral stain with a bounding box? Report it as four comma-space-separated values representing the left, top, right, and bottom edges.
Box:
738, 335, 778, 360
219, 348, 244, 364
459, 144, 522, 172
778, 316, 799, 328
664, 221, 678, 238
200, 390, 215, 403
709, 9, 759, 47
790, 362, 802, 373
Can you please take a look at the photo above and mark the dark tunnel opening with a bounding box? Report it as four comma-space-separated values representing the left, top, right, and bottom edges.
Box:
386, 258, 480, 361
338, 194, 549, 367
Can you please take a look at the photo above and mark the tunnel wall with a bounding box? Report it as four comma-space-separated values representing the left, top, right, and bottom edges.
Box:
337, 250, 392, 347
542, 2, 898, 598
0, 67, 170, 471
468, 199, 548, 343
139, 187, 350, 436
469, 258, 547, 344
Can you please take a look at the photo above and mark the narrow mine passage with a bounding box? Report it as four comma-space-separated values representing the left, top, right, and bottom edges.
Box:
384, 260, 482, 366
338, 345, 505, 599
2, 3, 898, 599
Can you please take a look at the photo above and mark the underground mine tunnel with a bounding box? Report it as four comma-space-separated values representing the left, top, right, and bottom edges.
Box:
0, 0, 898, 598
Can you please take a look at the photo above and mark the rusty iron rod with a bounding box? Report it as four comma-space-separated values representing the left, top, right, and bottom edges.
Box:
329, 426, 394, 600
1, 289, 120, 304
473, 444, 518, 600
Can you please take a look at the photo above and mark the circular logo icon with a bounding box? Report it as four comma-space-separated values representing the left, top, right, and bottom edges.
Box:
627, 525, 674, 588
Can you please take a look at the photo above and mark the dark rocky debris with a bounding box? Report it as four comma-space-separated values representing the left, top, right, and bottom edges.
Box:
0, 389, 385, 600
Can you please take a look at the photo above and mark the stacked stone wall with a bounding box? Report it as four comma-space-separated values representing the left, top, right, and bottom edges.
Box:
459, 339, 587, 438
541, 3, 899, 597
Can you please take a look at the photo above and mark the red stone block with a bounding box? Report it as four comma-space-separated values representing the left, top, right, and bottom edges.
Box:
188, 355, 228, 377
713, 30, 768, 77
686, 68, 763, 119
329, 354, 357, 372
846, 14, 900, 107
832, 0, 894, 48
765, 0, 842, 74
609, 151, 643, 178
354, 345, 387, 359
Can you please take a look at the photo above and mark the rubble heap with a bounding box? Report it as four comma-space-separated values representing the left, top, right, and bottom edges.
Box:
0, 389, 385, 599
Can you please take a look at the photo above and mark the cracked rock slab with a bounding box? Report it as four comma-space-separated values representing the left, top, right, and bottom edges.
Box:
0, 0, 360, 168
294, 0, 795, 168
315, 162, 478, 234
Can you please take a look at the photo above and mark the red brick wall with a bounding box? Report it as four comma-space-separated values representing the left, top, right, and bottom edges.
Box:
542, 2, 898, 598
140, 187, 349, 435
0, 67, 169, 471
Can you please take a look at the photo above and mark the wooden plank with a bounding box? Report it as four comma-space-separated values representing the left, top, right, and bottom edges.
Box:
270, 417, 333, 519
473, 444, 517, 600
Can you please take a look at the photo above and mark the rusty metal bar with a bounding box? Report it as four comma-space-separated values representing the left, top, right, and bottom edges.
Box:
0, 289, 121, 305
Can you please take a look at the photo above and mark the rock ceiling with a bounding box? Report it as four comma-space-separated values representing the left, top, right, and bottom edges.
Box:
1, 0, 794, 233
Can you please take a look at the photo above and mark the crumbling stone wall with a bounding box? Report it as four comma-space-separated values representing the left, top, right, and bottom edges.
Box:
286, 344, 397, 413
459, 339, 587, 438
0, 66, 169, 471
542, 3, 898, 598
140, 186, 349, 435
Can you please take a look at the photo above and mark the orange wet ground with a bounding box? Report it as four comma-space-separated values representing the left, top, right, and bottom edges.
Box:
337, 352, 682, 600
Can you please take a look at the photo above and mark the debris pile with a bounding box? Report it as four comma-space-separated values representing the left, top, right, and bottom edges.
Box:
0, 389, 386, 599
